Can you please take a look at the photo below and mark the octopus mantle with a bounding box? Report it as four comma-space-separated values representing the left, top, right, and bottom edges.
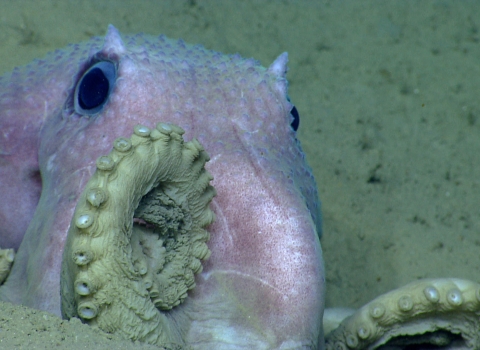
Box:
0, 25, 479, 349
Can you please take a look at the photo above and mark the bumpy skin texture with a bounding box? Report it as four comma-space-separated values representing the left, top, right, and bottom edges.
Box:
0, 25, 324, 349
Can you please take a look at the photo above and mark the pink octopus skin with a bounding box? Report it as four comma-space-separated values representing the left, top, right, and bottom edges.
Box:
0, 25, 324, 349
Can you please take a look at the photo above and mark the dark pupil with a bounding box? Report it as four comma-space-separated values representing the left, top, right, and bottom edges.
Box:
78, 67, 109, 110
290, 106, 300, 131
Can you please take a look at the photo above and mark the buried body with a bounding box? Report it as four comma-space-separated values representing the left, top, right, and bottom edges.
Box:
0, 26, 479, 349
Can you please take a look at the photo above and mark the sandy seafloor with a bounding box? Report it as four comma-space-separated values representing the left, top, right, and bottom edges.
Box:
1, 0, 480, 348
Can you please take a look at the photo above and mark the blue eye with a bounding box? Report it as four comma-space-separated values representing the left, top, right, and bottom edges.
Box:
74, 61, 116, 116
290, 106, 300, 131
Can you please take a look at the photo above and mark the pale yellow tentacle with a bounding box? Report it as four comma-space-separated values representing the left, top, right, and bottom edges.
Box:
0, 247, 14, 285
326, 278, 480, 349
61, 123, 215, 348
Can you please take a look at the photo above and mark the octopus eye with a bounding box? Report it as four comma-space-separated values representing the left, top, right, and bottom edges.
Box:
74, 61, 117, 116
290, 105, 300, 131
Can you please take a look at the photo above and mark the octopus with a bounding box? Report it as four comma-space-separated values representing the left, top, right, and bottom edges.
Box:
0, 25, 479, 349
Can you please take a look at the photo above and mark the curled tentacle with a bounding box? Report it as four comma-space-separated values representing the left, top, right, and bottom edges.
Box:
326, 278, 480, 349
61, 123, 216, 348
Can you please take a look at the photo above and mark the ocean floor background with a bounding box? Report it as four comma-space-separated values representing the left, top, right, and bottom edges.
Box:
1, 1, 480, 348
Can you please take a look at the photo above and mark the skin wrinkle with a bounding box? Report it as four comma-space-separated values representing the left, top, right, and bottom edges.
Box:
2, 4, 480, 348
0, 25, 324, 349
207, 269, 282, 295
